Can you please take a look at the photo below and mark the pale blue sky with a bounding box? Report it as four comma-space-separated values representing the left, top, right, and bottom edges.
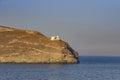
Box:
0, 0, 120, 56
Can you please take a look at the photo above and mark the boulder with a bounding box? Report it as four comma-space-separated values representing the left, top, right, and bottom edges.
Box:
0, 25, 79, 63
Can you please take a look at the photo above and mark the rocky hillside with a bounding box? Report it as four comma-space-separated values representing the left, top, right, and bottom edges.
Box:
0, 25, 79, 63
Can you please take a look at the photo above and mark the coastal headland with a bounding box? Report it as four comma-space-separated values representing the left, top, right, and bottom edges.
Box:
0, 26, 79, 64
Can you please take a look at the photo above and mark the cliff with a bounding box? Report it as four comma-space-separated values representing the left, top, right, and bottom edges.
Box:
0, 25, 79, 63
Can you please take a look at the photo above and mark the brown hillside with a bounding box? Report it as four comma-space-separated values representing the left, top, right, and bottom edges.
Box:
0, 26, 79, 63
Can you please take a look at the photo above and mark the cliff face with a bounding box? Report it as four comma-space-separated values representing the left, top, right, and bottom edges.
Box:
0, 26, 79, 63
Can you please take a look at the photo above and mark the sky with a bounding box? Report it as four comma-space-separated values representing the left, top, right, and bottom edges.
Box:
0, 0, 120, 56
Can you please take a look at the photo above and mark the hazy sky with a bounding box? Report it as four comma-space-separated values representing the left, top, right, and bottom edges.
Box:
0, 0, 120, 56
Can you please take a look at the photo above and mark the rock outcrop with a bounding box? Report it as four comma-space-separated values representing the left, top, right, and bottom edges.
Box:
0, 25, 79, 63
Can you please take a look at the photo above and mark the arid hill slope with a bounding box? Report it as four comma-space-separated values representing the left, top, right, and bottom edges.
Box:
0, 26, 79, 63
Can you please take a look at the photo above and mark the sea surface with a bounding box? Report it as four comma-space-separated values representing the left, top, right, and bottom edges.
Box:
0, 56, 120, 80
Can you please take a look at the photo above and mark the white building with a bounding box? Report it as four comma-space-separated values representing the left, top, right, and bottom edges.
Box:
50, 35, 60, 40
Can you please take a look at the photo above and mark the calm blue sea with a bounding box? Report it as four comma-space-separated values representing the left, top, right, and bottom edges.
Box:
0, 56, 120, 80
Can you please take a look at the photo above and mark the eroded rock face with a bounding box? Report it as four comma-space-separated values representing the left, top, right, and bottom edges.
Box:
0, 26, 79, 63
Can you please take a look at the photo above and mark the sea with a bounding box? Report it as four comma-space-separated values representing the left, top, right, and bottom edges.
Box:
0, 56, 120, 80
